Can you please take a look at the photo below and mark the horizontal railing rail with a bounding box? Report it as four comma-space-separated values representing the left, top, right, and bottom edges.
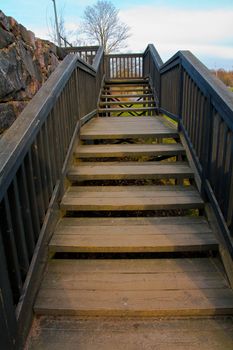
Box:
105, 53, 143, 79
0, 46, 104, 349
146, 45, 233, 256
64, 46, 100, 65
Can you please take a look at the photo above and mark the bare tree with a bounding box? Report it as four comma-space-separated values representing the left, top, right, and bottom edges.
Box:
80, 0, 130, 53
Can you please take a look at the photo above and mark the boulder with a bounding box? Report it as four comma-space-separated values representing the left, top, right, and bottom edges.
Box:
0, 10, 61, 133
0, 26, 14, 48
0, 104, 16, 133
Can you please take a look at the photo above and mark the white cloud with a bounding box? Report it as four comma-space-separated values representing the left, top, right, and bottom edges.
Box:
119, 6, 233, 64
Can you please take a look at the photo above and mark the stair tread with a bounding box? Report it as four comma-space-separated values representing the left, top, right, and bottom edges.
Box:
101, 93, 154, 98
81, 116, 178, 139
61, 185, 204, 211
50, 216, 217, 253
26, 317, 233, 350
34, 258, 233, 316
68, 162, 193, 181
99, 101, 155, 106
98, 107, 156, 112
75, 143, 185, 158
105, 79, 148, 84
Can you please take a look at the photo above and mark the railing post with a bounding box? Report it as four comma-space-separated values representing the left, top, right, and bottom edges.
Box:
178, 60, 184, 131
201, 94, 213, 199
0, 229, 17, 350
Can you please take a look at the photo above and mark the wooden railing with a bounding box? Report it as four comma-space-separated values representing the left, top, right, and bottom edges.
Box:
145, 44, 233, 257
0, 46, 104, 349
105, 53, 143, 79
64, 46, 99, 65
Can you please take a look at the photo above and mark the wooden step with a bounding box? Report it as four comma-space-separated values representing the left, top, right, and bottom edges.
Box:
67, 162, 193, 181
105, 79, 148, 85
80, 116, 178, 140
61, 185, 204, 211
99, 101, 155, 106
26, 316, 233, 350
50, 216, 218, 253
34, 258, 233, 316
101, 93, 154, 99
75, 143, 185, 158
98, 107, 157, 114
103, 88, 152, 93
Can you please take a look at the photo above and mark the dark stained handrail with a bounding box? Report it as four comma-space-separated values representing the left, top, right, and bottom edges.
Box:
0, 46, 104, 349
145, 45, 233, 256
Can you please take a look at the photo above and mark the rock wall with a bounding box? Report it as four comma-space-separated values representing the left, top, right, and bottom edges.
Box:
0, 10, 63, 133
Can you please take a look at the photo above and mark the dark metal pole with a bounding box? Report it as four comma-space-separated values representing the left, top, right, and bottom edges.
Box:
51, 0, 61, 47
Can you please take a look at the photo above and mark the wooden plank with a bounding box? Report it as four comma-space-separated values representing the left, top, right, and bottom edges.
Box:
67, 162, 193, 181
50, 232, 217, 253
50, 212, 217, 253
101, 93, 154, 98
105, 79, 148, 84
75, 143, 185, 158
98, 107, 156, 113
39, 257, 221, 273
55, 216, 209, 227
61, 185, 204, 211
26, 316, 233, 350
99, 101, 155, 106
80, 116, 178, 139
34, 258, 233, 316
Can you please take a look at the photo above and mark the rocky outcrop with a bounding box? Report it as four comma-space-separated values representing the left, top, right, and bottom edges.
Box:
0, 10, 63, 133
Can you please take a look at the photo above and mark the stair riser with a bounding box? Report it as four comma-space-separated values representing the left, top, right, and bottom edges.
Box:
34, 308, 233, 317
61, 203, 204, 211
68, 173, 194, 182
49, 244, 218, 254
75, 151, 185, 158
80, 133, 179, 140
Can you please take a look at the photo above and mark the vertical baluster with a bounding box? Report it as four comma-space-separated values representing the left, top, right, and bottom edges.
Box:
47, 113, 57, 184
42, 122, 54, 197
37, 132, 50, 208
17, 163, 36, 258
1, 194, 23, 299
24, 151, 41, 239
225, 134, 233, 229
8, 178, 30, 279
0, 226, 17, 348
31, 140, 46, 221
216, 121, 228, 205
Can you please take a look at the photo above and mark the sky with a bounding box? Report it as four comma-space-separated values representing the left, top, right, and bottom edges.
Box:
1, 0, 233, 69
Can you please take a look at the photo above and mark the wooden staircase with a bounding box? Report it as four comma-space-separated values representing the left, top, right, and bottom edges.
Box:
32, 79, 233, 348
98, 79, 157, 116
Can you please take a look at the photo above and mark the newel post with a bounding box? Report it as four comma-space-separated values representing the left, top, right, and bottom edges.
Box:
201, 94, 213, 199
178, 58, 184, 131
